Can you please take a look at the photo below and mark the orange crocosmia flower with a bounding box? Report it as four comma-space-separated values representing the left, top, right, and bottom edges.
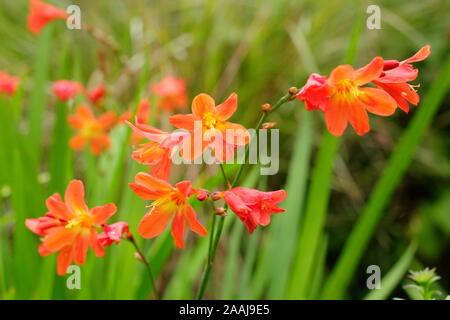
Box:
374, 45, 431, 113
25, 180, 117, 275
221, 187, 286, 234
0, 71, 20, 96
27, 0, 68, 34
151, 76, 188, 112
298, 57, 398, 136
86, 85, 106, 106
52, 80, 84, 101
68, 105, 117, 156
126, 119, 189, 180
169, 93, 250, 162
129, 172, 207, 248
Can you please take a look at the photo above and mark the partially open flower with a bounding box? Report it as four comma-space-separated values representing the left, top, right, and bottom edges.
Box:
0, 71, 20, 96
52, 80, 84, 101
373, 45, 431, 113
27, 0, 68, 34
98, 222, 130, 247
220, 187, 286, 233
86, 85, 106, 106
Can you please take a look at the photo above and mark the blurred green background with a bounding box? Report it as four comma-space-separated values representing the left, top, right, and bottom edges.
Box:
0, 0, 449, 299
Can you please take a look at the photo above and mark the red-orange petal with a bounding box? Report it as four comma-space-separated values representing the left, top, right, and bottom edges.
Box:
360, 87, 397, 116
171, 213, 186, 248
91, 203, 117, 225
215, 93, 237, 121
183, 205, 207, 237
90, 229, 105, 257
403, 45, 431, 64
348, 100, 370, 135
324, 99, 348, 137
46, 193, 74, 220
354, 57, 384, 85
73, 232, 90, 265
138, 207, 172, 239
65, 180, 89, 214
56, 246, 73, 275
42, 227, 76, 253
328, 65, 354, 86
192, 93, 215, 117
69, 134, 86, 150
180, 132, 209, 161
169, 114, 197, 131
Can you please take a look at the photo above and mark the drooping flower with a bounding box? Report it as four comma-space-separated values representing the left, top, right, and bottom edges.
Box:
86, 85, 106, 106
0, 71, 20, 96
297, 57, 398, 136
220, 187, 286, 234
27, 0, 68, 34
130, 99, 151, 144
169, 93, 250, 162
151, 76, 188, 112
68, 105, 117, 155
25, 180, 117, 275
126, 118, 189, 180
52, 80, 84, 101
374, 45, 431, 113
98, 222, 130, 247
129, 172, 207, 248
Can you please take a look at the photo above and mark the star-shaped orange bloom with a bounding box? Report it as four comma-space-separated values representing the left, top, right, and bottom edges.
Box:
26, 180, 117, 275
297, 57, 398, 136
68, 105, 117, 155
169, 93, 250, 162
129, 173, 207, 248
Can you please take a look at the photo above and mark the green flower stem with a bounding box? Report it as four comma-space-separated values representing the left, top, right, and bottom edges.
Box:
196, 91, 294, 300
128, 235, 160, 300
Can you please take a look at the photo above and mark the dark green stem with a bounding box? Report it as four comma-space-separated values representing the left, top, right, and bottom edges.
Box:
196, 91, 293, 299
128, 236, 160, 300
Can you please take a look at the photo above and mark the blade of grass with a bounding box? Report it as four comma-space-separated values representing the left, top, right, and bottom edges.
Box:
322, 53, 450, 299
364, 242, 417, 300
28, 26, 53, 166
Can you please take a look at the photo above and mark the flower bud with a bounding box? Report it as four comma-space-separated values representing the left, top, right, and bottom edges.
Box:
261, 122, 276, 130
215, 207, 227, 216
260, 103, 271, 112
288, 87, 299, 95
134, 252, 144, 263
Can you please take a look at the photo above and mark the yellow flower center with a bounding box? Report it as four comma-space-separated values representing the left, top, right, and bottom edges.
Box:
81, 121, 103, 139
65, 211, 94, 230
334, 79, 361, 101
203, 112, 218, 129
